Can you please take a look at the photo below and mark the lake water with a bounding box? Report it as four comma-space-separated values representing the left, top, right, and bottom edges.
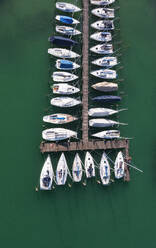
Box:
0, 0, 156, 247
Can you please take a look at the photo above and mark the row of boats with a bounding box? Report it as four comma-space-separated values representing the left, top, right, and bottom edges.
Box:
40, 150, 125, 190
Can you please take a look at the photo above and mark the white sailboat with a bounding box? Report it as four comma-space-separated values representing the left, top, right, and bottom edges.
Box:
114, 151, 125, 179
72, 153, 83, 182
56, 25, 81, 36
52, 71, 78, 82
92, 56, 117, 67
88, 108, 125, 117
56, 2, 81, 12
56, 153, 68, 185
85, 152, 95, 178
52, 83, 80, 95
92, 130, 120, 139
91, 20, 114, 31
90, 0, 116, 6
40, 155, 54, 190
90, 44, 113, 54
89, 119, 127, 127
90, 32, 112, 42
43, 113, 77, 124
50, 97, 81, 107
48, 48, 80, 58
90, 69, 117, 79
91, 82, 118, 92
91, 8, 115, 18
99, 152, 110, 185
56, 15, 79, 25
42, 128, 77, 141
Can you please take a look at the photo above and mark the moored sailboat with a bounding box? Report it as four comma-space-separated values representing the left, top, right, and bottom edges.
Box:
52, 83, 80, 95
89, 119, 127, 127
72, 153, 83, 182
42, 128, 77, 141
92, 130, 120, 139
48, 48, 80, 58
56, 59, 80, 70
52, 71, 78, 82
56, 153, 68, 185
88, 108, 125, 117
85, 152, 95, 178
50, 97, 81, 107
56, 15, 79, 25
43, 113, 77, 124
99, 152, 110, 185
91, 7, 115, 18
40, 155, 54, 190
90, 32, 112, 42
114, 151, 125, 179
91, 82, 118, 92
56, 2, 81, 12
56, 25, 81, 36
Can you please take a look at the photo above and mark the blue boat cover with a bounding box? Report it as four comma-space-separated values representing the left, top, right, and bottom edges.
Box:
60, 60, 73, 69
92, 95, 121, 102
49, 36, 78, 47
60, 16, 74, 24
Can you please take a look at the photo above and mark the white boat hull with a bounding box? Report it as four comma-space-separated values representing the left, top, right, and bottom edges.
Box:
48, 48, 80, 58
42, 128, 77, 141
88, 107, 119, 117
50, 97, 81, 107
52, 83, 80, 95
90, 0, 115, 6
92, 82, 118, 92
56, 15, 80, 25
52, 71, 78, 82
89, 119, 121, 127
56, 26, 81, 36
100, 152, 110, 185
91, 69, 117, 79
90, 44, 113, 55
56, 59, 80, 70
56, 153, 68, 185
85, 152, 95, 178
92, 57, 117, 67
43, 114, 77, 124
56, 2, 81, 12
72, 153, 83, 182
91, 8, 115, 18
114, 151, 125, 179
40, 155, 54, 190
90, 32, 112, 42
92, 130, 120, 139
91, 20, 114, 30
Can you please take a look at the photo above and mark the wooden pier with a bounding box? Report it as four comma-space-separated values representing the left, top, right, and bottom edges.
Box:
40, 0, 131, 182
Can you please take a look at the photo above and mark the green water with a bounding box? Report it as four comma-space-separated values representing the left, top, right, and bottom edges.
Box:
0, 0, 156, 247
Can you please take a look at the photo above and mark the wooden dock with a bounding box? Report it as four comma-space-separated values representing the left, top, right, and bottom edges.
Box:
40, 0, 131, 182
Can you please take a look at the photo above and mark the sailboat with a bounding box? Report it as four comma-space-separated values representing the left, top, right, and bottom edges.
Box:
40, 155, 54, 190
56, 25, 81, 36
114, 151, 125, 179
42, 128, 77, 141
56, 153, 68, 185
90, 44, 113, 55
52, 83, 80, 95
90, 32, 112, 42
85, 152, 95, 178
88, 108, 125, 117
48, 48, 80, 58
56, 59, 80, 70
90, 0, 116, 6
43, 113, 77, 124
56, 15, 79, 25
92, 130, 120, 139
56, 2, 81, 12
50, 97, 81, 107
52, 71, 78, 82
91, 82, 118, 92
89, 119, 127, 127
48, 36, 78, 47
91, 20, 114, 31
92, 95, 121, 102
99, 152, 110, 185
72, 153, 83, 182
90, 69, 117, 79
91, 56, 118, 68
91, 8, 115, 18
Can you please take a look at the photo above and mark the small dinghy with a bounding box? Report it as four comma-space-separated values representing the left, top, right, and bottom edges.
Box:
56, 15, 79, 25
48, 48, 80, 58
48, 36, 78, 47
72, 153, 83, 182
42, 128, 77, 141
43, 113, 77, 124
90, 31, 112, 42
88, 107, 125, 117
85, 152, 95, 178
99, 152, 110, 185
91, 69, 117, 79
90, 0, 115, 6
92, 8, 115, 18
52, 83, 80, 95
114, 151, 125, 179
40, 155, 54, 190
89, 119, 126, 127
90, 44, 113, 54
52, 71, 78, 82
92, 130, 120, 139
50, 97, 81, 107
56, 153, 68, 185
56, 59, 80, 70
91, 82, 118, 92
56, 2, 81, 12
56, 25, 81, 36
92, 95, 121, 103
91, 20, 114, 31
92, 57, 117, 67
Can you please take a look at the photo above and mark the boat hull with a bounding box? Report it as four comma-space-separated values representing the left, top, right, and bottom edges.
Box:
40, 155, 53, 190
56, 59, 80, 70
56, 26, 81, 36
89, 119, 120, 127
100, 152, 110, 185
43, 114, 77, 124
91, 69, 117, 79
49, 36, 78, 47
42, 128, 77, 141
56, 2, 81, 12
91, 8, 115, 18
52, 71, 78, 82
114, 151, 125, 179
85, 152, 95, 178
90, 0, 115, 6
92, 95, 121, 102
48, 48, 80, 58
56, 153, 68, 185
92, 130, 120, 139
72, 153, 83, 182
90, 32, 112, 42
92, 82, 118, 92
52, 83, 80, 95
50, 97, 81, 107
91, 20, 114, 31
56, 15, 79, 25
